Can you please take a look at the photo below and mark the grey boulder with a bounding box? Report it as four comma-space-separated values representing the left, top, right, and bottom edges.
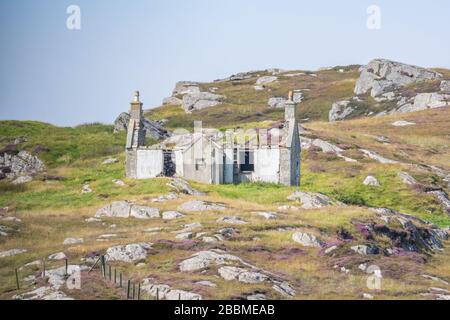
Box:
355, 59, 441, 97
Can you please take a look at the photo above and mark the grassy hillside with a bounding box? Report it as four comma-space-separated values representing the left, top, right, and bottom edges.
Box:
1, 67, 450, 300
146, 66, 360, 130
0, 121, 127, 167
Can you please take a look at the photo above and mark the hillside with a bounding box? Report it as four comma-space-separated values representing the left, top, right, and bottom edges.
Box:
1, 60, 450, 301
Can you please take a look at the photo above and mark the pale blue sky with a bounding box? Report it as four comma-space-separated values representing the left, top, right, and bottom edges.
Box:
0, 0, 449, 126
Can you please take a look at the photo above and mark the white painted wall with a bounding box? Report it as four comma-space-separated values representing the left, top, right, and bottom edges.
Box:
174, 150, 183, 176
253, 148, 280, 183
136, 149, 163, 179
223, 148, 234, 184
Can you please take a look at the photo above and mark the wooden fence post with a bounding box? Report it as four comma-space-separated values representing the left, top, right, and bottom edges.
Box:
42, 259, 46, 278
127, 280, 131, 300
114, 269, 117, 284
15, 268, 19, 290
108, 265, 112, 281
156, 287, 159, 301
65, 259, 68, 277
132, 283, 136, 300
137, 283, 141, 300
120, 273, 122, 288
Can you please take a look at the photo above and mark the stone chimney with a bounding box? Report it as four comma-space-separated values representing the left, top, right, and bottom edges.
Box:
284, 90, 297, 121
130, 91, 143, 121
126, 90, 146, 149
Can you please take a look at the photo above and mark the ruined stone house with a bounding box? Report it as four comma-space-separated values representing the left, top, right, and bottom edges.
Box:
125, 91, 301, 186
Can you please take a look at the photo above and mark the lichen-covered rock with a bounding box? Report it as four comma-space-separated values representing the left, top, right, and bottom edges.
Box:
0, 150, 45, 180
363, 175, 380, 187
350, 244, 380, 255
96, 201, 131, 218
292, 232, 322, 247
355, 59, 441, 97
162, 211, 184, 220
13, 286, 73, 300
105, 243, 151, 263
217, 216, 247, 225
427, 191, 450, 214
48, 252, 67, 261
63, 238, 83, 245
396, 92, 450, 113
398, 172, 418, 185
102, 158, 118, 165
218, 266, 268, 283
12, 176, 33, 185
371, 207, 448, 252
168, 178, 205, 196
0, 248, 27, 258
141, 278, 202, 300
162, 96, 182, 105
287, 191, 334, 209
172, 81, 201, 96
391, 120, 415, 127
178, 200, 226, 212
95, 201, 160, 219
254, 211, 278, 219
268, 97, 288, 108
440, 80, 450, 92
130, 205, 160, 219
256, 76, 277, 85
329, 100, 355, 122
360, 149, 398, 164
179, 249, 244, 272
182, 92, 224, 112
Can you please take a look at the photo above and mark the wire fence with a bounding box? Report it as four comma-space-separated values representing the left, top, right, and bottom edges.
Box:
13, 255, 183, 300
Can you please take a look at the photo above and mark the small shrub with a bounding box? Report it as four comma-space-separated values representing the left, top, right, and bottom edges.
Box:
335, 193, 367, 206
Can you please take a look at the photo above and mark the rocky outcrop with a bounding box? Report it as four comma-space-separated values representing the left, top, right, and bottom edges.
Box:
256, 76, 277, 85
355, 59, 442, 97
95, 201, 160, 219
172, 81, 201, 96
179, 249, 296, 297
329, 100, 355, 122
0, 248, 27, 258
141, 278, 202, 300
395, 92, 450, 113
268, 97, 288, 109
162, 96, 182, 106
178, 200, 226, 212
105, 243, 151, 263
359, 149, 398, 164
371, 208, 448, 253
427, 191, 450, 214
0, 149, 45, 181
182, 91, 225, 112
350, 244, 379, 255
167, 178, 205, 196
48, 252, 67, 261
287, 191, 335, 209
398, 172, 418, 186
162, 211, 184, 220
63, 238, 83, 245
113, 112, 170, 140
301, 138, 357, 162
217, 216, 247, 225
441, 80, 450, 92
292, 232, 322, 247
391, 120, 415, 127
255, 211, 278, 219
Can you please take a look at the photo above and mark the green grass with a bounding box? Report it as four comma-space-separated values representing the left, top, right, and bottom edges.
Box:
0, 121, 127, 167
